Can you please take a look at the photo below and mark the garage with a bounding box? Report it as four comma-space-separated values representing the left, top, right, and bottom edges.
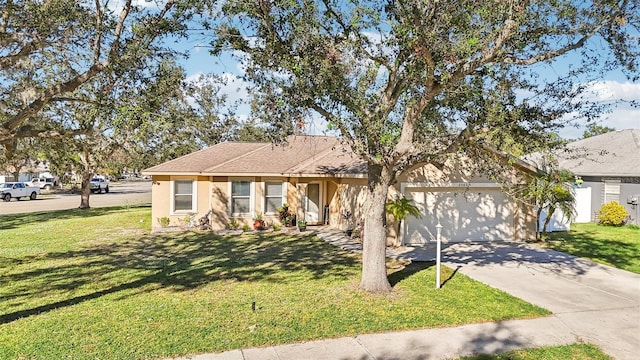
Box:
402, 184, 515, 244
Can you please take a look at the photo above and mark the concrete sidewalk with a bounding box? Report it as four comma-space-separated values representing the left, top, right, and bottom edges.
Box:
170, 229, 640, 360
175, 317, 577, 360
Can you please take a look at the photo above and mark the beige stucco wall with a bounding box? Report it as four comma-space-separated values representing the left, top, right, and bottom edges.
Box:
150, 161, 535, 241
150, 175, 211, 230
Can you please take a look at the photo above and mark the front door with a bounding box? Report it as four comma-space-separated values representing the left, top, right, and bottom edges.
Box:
305, 183, 321, 224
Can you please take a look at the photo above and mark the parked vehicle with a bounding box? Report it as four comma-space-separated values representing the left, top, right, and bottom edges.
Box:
0, 182, 40, 202
28, 177, 60, 190
90, 178, 109, 194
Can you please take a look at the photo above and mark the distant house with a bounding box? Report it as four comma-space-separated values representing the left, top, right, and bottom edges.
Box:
556, 129, 640, 224
143, 135, 537, 244
0, 160, 53, 183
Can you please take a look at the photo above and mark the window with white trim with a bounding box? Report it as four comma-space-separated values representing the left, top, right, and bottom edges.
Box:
264, 182, 284, 214
604, 180, 621, 203
231, 180, 251, 214
173, 180, 196, 213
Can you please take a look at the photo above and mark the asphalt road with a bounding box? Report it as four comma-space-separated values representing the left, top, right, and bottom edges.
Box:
0, 181, 152, 215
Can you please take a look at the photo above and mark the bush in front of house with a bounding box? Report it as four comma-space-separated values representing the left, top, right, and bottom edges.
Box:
598, 201, 629, 226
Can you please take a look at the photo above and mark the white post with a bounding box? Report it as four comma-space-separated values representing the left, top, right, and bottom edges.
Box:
436, 222, 443, 289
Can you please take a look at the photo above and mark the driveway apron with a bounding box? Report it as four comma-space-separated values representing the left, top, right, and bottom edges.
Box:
443, 242, 640, 360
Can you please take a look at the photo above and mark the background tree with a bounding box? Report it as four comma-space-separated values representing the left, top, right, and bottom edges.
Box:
213, 0, 639, 292
0, 137, 37, 181
114, 69, 240, 172
0, 0, 214, 143
583, 124, 617, 139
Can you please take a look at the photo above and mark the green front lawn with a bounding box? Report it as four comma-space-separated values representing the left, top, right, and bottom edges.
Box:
0, 206, 548, 360
458, 343, 610, 360
545, 223, 640, 273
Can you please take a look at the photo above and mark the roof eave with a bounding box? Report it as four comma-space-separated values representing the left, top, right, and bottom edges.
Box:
142, 171, 368, 179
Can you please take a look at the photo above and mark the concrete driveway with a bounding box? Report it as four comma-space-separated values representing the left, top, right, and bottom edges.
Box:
443, 242, 640, 360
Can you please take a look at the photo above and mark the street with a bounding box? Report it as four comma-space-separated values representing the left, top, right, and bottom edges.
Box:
0, 181, 152, 215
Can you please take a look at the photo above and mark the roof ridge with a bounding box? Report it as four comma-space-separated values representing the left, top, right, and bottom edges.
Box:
203, 142, 271, 172
631, 129, 640, 149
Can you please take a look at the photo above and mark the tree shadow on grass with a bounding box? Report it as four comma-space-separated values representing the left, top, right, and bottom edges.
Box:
0, 204, 150, 230
388, 261, 434, 287
545, 228, 640, 273
0, 231, 359, 325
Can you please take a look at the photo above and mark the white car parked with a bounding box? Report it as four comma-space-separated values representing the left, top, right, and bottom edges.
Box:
90, 178, 109, 194
28, 177, 59, 191
0, 182, 40, 201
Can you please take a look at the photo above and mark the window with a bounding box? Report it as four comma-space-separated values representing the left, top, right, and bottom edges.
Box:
264, 182, 283, 214
604, 180, 621, 203
173, 180, 195, 212
231, 180, 251, 214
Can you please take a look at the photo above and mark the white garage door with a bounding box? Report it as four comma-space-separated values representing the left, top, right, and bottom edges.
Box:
404, 187, 514, 244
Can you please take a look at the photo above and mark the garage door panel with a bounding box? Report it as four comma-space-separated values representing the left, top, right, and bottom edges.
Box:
405, 188, 514, 244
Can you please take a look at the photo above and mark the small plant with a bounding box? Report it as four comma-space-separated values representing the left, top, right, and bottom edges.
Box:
598, 201, 629, 226
277, 204, 294, 226
227, 219, 240, 230
180, 214, 195, 227
342, 209, 353, 234
351, 218, 365, 241
297, 220, 307, 231
242, 224, 251, 232
253, 212, 266, 230
386, 196, 422, 244
272, 223, 281, 231
157, 217, 170, 228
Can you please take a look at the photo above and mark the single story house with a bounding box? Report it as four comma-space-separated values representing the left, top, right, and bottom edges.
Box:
555, 129, 640, 225
143, 135, 537, 245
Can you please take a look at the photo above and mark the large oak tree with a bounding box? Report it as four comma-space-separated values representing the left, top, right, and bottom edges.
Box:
213, 0, 639, 292
0, 0, 213, 147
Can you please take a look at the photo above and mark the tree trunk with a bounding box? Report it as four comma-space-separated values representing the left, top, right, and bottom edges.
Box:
542, 205, 556, 236
79, 171, 93, 209
535, 206, 543, 241
360, 162, 392, 293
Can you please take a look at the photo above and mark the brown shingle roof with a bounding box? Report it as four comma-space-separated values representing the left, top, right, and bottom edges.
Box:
142, 135, 367, 177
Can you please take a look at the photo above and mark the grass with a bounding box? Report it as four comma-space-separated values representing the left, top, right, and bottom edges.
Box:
458, 343, 611, 360
544, 223, 640, 274
0, 206, 548, 359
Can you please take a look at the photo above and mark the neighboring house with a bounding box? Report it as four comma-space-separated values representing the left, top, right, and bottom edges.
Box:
143, 135, 537, 245
555, 129, 640, 225
0, 160, 54, 182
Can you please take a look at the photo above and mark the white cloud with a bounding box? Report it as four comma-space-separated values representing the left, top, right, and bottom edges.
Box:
588, 80, 640, 102
558, 80, 640, 139
184, 72, 250, 109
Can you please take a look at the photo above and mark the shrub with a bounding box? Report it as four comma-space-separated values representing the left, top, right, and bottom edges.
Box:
598, 201, 629, 226
226, 219, 240, 230
157, 217, 170, 227
242, 224, 251, 232
277, 204, 294, 226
